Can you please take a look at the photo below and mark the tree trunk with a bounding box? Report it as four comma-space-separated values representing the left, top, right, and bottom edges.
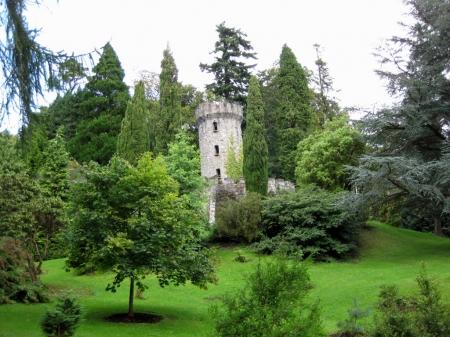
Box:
128, 277, 135, 317
434, 217, 446, 237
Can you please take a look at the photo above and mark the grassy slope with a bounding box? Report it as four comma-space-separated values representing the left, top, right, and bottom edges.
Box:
1, 222, 450, 336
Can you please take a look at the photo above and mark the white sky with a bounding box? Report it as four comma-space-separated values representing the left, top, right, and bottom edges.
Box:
2, 0, 411, 132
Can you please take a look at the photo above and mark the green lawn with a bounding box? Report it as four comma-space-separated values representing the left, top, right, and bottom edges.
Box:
2, 221, 450, 336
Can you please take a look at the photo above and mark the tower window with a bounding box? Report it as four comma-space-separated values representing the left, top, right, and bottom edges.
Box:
216, 168, 221, 177
214, 145, 219, 155
213, 121, 218, 132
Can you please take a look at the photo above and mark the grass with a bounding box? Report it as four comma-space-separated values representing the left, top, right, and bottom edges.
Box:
2, 221, 450, 336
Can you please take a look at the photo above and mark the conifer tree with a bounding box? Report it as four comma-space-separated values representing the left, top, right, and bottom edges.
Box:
68, 42, 130, 165
243, 76, 268, 196
276, 44, 312, 181
200, 22, 257, 105
117, 81, 151, 166
155, 47, 181, 156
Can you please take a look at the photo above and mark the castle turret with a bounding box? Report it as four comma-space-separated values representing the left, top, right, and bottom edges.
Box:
195, 101, 243, 179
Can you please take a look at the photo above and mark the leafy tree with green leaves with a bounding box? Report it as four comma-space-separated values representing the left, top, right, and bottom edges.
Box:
276, 44, 313, 181
295, 115, 365, 191
224, 134, 243, 182
68, 42, 130, 165
0, 130, 25, 174
345, 0, 450, 236
66, 153, 217, 317
155, 47, 181, 156
243, 76, 268, 196
200, 22, 257, 105
116, 81, 151, 166
210, 257, 327, 336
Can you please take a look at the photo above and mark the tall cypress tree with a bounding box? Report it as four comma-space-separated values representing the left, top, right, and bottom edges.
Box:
155, 47, 181, 156
68, 42, 130, 165
117, 81, 151, 166
276, 44, 312, 181
243, 76, 268, 196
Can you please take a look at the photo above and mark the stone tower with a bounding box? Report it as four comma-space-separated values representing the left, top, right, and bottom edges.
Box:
195, 101, 243, 179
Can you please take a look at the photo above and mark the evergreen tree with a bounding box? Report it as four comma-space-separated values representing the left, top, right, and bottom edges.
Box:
276, 44, 312, 181
345, 0, 450, 236
243, 76, 268, 196
199, 22, 257, 105
117, 81, 151, 166
155, 47, 181, 156
68, 42, 130, 165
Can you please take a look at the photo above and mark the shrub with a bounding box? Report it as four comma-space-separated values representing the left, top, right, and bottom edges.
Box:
253, 186, 362, 261
369, 264, 450, 337
214, 192, 262, 243
210, 257, 327, 336
336, 298, 371, 336
0, 237, 49, 304
41, 297, 83, 337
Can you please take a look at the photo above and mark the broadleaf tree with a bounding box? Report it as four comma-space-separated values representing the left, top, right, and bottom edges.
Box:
243, 75, 268, 196
66, 153, 217, 317
199, 22, 257, 105
345, 0, 450, 236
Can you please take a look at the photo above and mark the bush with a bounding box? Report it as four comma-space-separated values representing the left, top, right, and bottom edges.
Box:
253, 186, 362, 261
41, 297, 83, 337
0, 237, 49, 304
336, 298, 371, 336
214, 192, 262, 243
210, 257, 327, 336
369, 264, 450, 337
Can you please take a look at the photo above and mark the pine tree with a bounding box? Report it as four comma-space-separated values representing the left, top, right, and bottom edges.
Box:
276, 44, 312, 181
68, 42, 130, 165
200, 22, 257, 105
243, 76, 268, 196
117, 81, 151, 166
155, 47, 181, 156
345, 0, 450, 236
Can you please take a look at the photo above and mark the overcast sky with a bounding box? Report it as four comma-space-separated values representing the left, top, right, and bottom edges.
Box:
2, 0, 412, 132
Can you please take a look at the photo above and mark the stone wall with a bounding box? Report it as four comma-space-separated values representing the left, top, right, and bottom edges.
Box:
207, 177, 294, 224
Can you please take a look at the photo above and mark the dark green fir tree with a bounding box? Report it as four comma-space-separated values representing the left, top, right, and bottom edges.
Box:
200, 22, 257, 105
276, 44, 312, 181
117, 81, 151, 166
155, 47, 181, 156
243, 76, 268, 196
68, 42, 130, 165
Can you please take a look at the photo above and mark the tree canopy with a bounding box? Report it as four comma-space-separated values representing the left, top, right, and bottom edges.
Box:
66, 153, 217, 317
199, 22, 257, 105
346, 0, 450, 235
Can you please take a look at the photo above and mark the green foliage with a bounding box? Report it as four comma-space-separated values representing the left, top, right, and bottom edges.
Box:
369, 264, 450, 337
41, 297, 83, 337
254, 187, 361, 261
233, 249, 251, 263
116, 81, 151, 166
257, 67, 282, 178
336, 298, 371, 336
276, 44, 312, 181
156, 47, 181, 156
0, 131, 25, 174
210, 257, 327, 337
0, 237, 49, 304
165, 131, 209, 239
214, 192, 262, 243
224, 134, 243, 183
66, 153, 217, 316
23, 124, 49, 178
199, 22, 257, 105
346, 0, 450, 236
68, 42, 130, 165
243, 75, 268, 196
295, 115, 365, 191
